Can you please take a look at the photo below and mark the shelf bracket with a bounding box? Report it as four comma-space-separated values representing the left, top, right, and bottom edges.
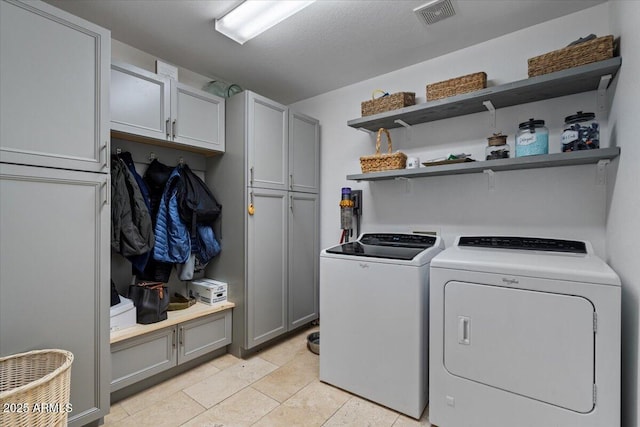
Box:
357, 127, 374, 134
394, 119, 411, 128
483, 100, 496, 128
394, 176, 412, 193
597, 74, 612, 114
596, 159, 610, 186
483, 169, 496, 190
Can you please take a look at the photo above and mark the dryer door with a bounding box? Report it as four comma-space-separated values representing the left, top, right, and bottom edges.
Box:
444, 281, 595, 413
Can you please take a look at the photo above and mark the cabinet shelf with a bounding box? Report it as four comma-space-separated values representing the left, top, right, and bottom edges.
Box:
347, 57, 621, 132
346, 148, 620, 182
110, 301, 234, 344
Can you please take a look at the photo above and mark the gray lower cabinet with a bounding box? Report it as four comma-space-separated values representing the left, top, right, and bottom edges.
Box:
0, 164, 110, 426
288, 192, 320, 329
111, 310, 232, 391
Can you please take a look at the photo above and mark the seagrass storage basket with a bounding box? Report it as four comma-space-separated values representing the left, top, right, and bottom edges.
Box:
360, 128, 407, 173
528, 35, 614, 77
361, 92, 415, 117
427, 72, 487, 101
0, 349, 73, 427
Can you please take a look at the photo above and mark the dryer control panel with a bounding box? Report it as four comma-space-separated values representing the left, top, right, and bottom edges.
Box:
458, 236, 587, 254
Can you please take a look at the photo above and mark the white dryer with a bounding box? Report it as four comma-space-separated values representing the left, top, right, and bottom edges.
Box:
429, 236, 620, 427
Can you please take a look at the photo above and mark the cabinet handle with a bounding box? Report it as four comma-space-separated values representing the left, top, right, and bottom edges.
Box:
179, 326, 184, 346
104, 176, 110, 206
290, 194, 294, 211
172, 328, 176, 348
172, 119, 177, 140
165, 119, 171, 139
289, 174, 293, 190
101, 140, 109, 169
250, 167, 254, 185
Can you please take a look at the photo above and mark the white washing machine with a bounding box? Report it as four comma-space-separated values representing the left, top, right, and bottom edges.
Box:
320, 233, 444, 418
429, 236, 621, 427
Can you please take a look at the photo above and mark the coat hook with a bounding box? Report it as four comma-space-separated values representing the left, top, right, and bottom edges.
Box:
149, 152, 156, 161
115, 147, 122, 155
178, 156, 184, 165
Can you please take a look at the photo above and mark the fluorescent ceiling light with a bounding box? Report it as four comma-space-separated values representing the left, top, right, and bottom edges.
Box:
215, 0, 315, 45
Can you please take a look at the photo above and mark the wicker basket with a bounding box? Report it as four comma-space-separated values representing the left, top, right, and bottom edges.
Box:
0, 349, 73, 427
528, 35, 614, 77
360, 128, 407, 173
361, 91, 415, 117
427, 72, 487, 101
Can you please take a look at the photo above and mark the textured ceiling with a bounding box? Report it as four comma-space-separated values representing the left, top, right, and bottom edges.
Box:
45, 0, 606, 105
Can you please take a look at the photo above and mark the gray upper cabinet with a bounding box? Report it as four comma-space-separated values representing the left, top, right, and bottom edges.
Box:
244, 93, 320, 193
173, 81, 225, 152
111, 62, 225, 153
111, 62, 171, 141
0, 0, 110, 173
247, 92, 289, 190
289, 111, 320, 193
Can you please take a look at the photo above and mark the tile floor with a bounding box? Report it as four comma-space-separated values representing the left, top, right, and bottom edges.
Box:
104, 325, 432, 426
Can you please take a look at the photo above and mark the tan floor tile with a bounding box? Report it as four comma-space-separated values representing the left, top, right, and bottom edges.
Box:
181, 387, 279, 427
119, 360, 221, 415
392, 406, 431, 426
253, 380, 351, 427
252, 346, 319, 402
209, 353, 242, 370
103, 403, 128, 425
257, 326, 318, 366
323, 396, 399, 427
113, 391, 204, 427
183, 357, 278, 408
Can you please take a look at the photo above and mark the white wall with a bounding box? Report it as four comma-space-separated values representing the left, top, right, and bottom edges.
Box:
608, 2, 640, 427
291, 2, 640, 426
292, 3, 612, 255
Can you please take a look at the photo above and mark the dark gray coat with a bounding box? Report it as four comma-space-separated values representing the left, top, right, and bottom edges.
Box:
111, 157, 155, 257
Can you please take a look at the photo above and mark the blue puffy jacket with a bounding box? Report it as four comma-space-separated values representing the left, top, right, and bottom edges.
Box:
153, 168, 190, 263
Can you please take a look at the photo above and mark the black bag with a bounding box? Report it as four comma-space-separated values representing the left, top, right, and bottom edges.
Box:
128, 282, 169, 324
110, 280, 121, 307
178, 164, 221, 228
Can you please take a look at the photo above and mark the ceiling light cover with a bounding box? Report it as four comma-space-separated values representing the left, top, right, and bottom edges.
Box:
215, 0, 315, 45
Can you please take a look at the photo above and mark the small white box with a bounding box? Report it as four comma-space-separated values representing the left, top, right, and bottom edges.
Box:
188, 279, 227, 306
110, 296, 136, 332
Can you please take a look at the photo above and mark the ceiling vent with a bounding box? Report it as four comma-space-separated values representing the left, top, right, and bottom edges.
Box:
414, 0, 456, 26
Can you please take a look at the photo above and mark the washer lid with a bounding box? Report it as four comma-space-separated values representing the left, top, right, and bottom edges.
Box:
324, 233, 442, 263
431, 235, 620, 286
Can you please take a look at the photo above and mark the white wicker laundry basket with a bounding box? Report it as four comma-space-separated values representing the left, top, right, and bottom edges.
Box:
0, 349, 73, 427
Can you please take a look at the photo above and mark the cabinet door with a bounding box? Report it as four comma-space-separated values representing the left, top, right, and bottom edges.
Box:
172, 81, 225, 152
178, 310, 232, 364
0, 0, 110, 173
111, 327, 177, 392
247, 92, 288, 190
111, 62, 171, 141
289, 111, 320, 193
0, 163, 110, 427
246, 188, 288, 348
288, 192, 319, 328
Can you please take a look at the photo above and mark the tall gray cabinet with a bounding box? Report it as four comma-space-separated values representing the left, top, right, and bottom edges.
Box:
208, 91, 319, 357
0, 1, 111, 426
